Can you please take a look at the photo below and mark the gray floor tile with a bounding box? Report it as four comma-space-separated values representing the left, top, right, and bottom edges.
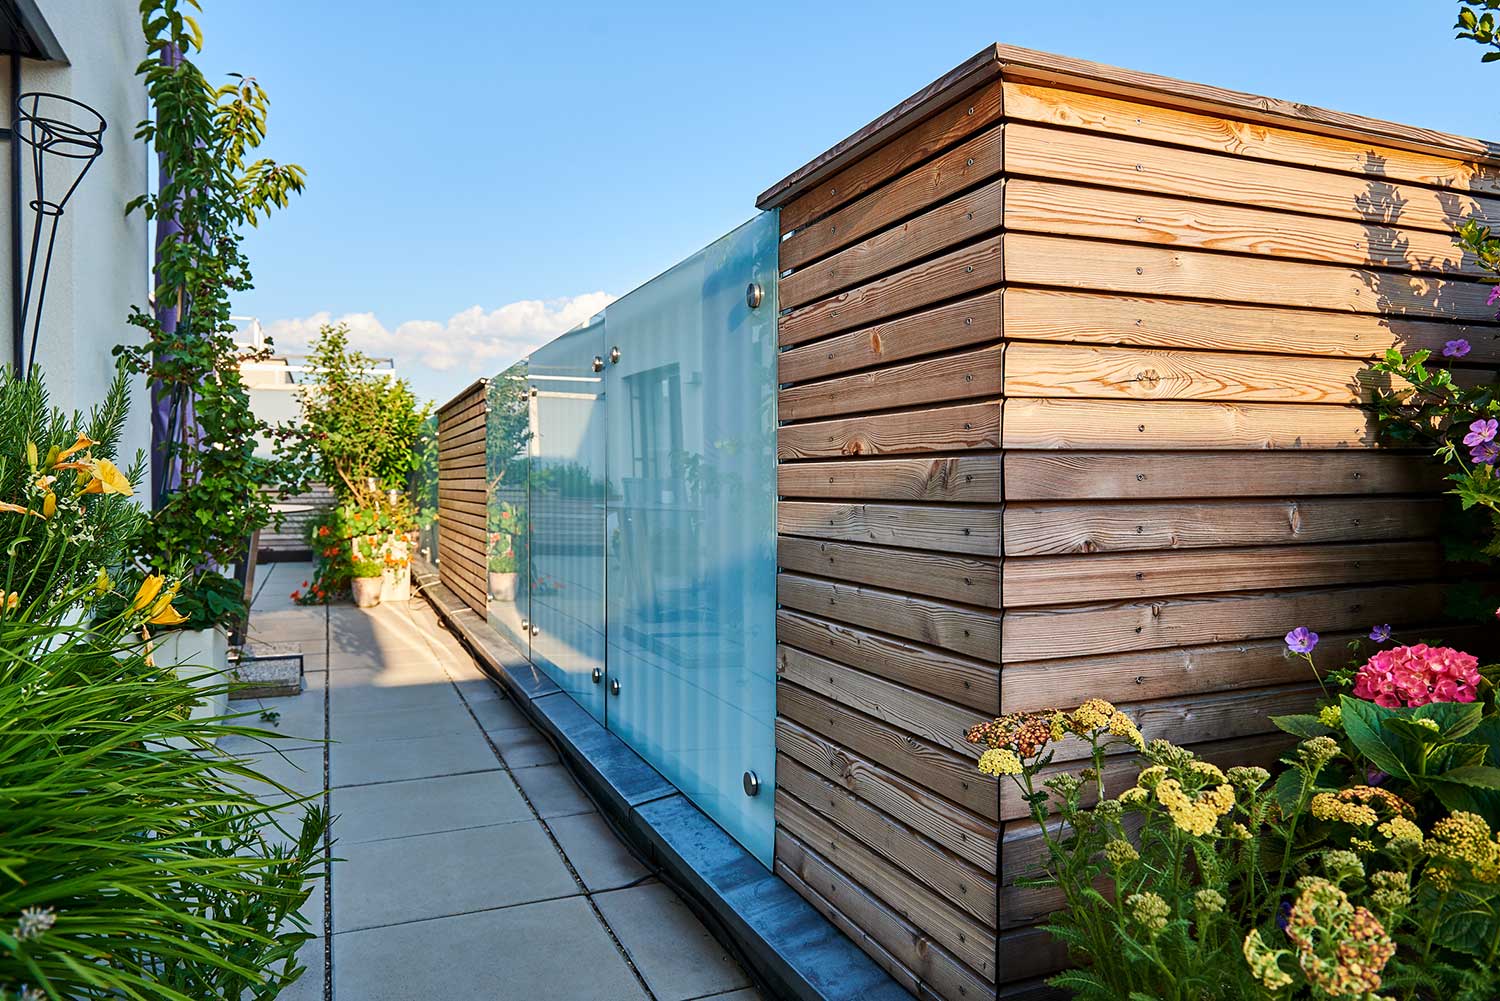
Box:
331, 771, 532, 844
453, 674, 505, 703
469, 694, 528, 732
549, 812, 651, 892
488, 725, 559, 768
594, 882, 750, 1001
330, 728, 498, 787
327, 674, 462, 715
332, 822, 577, 931
271, 934, 325, 1001
511, 762, 593, 817
331, 701, 476, 744
232, 746, 325, 798
220, 687, 326, 755
697, 990, 765, 1001
333, 897, 648, 1001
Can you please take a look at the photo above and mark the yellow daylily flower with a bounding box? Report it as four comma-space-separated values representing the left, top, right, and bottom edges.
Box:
40, 490, 55, 519
130, 574, 189, 626
25, 441, 36, 469
80, 458, 133, 497
130, 574, 166, 614
56, 432, 96, 463
93, 567, 111, 595
0, 501, 42, 518
149, 600, 189, 627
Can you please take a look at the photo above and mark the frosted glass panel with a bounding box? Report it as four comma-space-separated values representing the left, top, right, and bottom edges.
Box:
528, 318, 608, 721
486, 363, 531, 659
604, 213, 779, 865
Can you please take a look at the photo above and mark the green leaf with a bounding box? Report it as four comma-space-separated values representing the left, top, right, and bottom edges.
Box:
1432, 764, 1500, 790
1339, 695, 1416, 780
1413, 700, 1487, 740
1271, 713, 1335, 738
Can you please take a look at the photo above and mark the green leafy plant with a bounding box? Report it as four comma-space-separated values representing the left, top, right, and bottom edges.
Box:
114, 0, 312, 621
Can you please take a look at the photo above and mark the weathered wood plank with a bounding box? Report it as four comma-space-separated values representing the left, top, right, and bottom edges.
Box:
780, 238, 1003, 347
1001, 80, 1500, 196
1003, 449, 1442, 500
994, 924, 1068, 985
777, 536, 1001, 608
777, 717, 998, 869
778, 644, 982, 758
778, 291, 1003, 386
1003, 497, 1441, 555
782, 126, 1005, 272
1001, 582, 1446, 662
1004, 122, 1500, 235
781, 180, 1005, 310
780, 401, 1000, 459
778, 455, 1002, 503
780, 682, 996, 819
777, 791, 997, 980
780, 80, 1005, 234
1003, 398, 1374, 450
1005, 178, 1483, 277
778, 500, 1001, 557
1002, 288, 1500, 364
778, 608, 998, 711
778, 572, 1001, 663
779, 345, 1004, 422
1003, 342, 1494, 406
778, 754, 997, 925
1004, 233, 1496, 321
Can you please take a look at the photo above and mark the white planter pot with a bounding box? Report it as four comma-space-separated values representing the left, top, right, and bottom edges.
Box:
153, 627, 230, 741
381, 565, 411, 603
488, 572, 518, 602
351, 576, 382, 608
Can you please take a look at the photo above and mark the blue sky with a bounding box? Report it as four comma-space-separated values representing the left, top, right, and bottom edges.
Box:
197, 0, 1494, 403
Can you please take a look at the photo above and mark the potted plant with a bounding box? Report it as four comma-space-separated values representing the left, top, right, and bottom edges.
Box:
381, 532, 412, 602
488, 544, 517, 601
351, 556, 383, 607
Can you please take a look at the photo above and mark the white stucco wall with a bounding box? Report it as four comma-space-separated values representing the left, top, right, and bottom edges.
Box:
0, 1, 151, 471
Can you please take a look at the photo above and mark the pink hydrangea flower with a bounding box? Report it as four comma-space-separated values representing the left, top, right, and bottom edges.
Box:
1352, 644, 1481, 708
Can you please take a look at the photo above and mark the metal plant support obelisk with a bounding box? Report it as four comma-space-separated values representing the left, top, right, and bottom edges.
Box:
14, 92, 105, 376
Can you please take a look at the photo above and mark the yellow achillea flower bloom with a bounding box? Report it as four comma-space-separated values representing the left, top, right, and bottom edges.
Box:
977, 748, 1022, 777
1427, 811, 1500, 882
1119, 786, 1148, 806
1125, 892, 1170, 936
1378, 816, 1423, 850
1156, 778, 1234, 836
1310, 792, 1377, 827
1286, 877, 1395, 997
1243, 929, 1293, 990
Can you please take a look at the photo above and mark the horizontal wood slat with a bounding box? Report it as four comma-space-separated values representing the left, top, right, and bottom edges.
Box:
1003, 398, 1375, 450
779, 344, 1004, 422
779, 500, 1001, 556
777, 536, 1001, 608
778, 572, 1000, 663
778, 454, 1003, 503
779, 401, 1001, 459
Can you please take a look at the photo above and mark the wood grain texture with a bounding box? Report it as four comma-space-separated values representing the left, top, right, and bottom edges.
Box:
778, 79, 1005, 232
1002, 288, 1500, 364
1001, 80, 1500, 196
782, 181, 1005, 310
1004, 233, 1496, 321
1004, 123, 1500, 235
782, 126, 1005, 272
780, 238, 1003, 347
779, 401, 1001, 459
1003, 398, 1375, 450
778, 573, 1001, 662
774, 832, 996, 1001
778, 754, 997, 925
1005, 178, 1482, 277
778, 500, 1001, 556
778, 454, 1003, 503
1003, 497, 1441, 555
778, 791, 997, 980
780, 683, 996, 819
778, 608, 998, 711
778, 291, 1003, 386
780, 344, 1003, 422
777, 536, 1001, 608
1001, 582, 1446, 662
1002, 342, 1492, 405
1003, 449, 1442, 500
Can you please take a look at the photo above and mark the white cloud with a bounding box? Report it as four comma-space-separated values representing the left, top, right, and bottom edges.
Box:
262, 292, 616, 373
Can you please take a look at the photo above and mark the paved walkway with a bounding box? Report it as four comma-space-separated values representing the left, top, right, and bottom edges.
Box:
237, 560, 762, 1001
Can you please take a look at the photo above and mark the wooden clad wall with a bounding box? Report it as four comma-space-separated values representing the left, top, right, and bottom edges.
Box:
769, 47, 1500, 1000
436, 379, 488, 614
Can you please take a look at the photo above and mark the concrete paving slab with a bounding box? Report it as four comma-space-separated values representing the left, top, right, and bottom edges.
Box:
219, 687, 326, 755
329, 728, 498, 788
487, 725, 560, 769
469, 694, 529, 732
271, 934, 325, 1001
331, 771, 532, 845
594, 882, 752, 1001
548, 811, 651, 892
511, 762, 594, 818
332, 821, 577, 931
332, 897, 648, 1001
331, 701, 476, 745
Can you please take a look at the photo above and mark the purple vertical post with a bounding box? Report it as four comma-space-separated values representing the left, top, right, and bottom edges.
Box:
149, 42, 190, 506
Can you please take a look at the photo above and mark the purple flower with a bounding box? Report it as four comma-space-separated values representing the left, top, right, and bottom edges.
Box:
1489, 286, 1500, 306
1445, 338, 1473, 358
1463, 418, 1498, 447
1474, 441, 1500, 466
1366, 768, 1389, 786
1285, 627, 1319, 654
1276, 898, 1293, 932
1369, 623, 1392, 643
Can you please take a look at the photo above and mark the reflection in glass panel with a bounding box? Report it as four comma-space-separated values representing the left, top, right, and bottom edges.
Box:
604, 212, 779, 865
486, 361, 531, 658
527, 317, 608, 722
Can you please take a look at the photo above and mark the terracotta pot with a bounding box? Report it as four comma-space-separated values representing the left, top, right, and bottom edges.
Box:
489, 571, 518, 602
351, 576, 382, 608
